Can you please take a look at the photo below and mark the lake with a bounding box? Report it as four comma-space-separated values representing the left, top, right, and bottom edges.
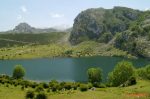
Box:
0, 56, 149, 82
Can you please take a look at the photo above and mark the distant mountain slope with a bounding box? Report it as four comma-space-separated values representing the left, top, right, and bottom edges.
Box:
1, 22, 71, 34
70, 6, 150, 58
69, 6, 142, 44
6, 23, 59, 33
0, 32, 69, 47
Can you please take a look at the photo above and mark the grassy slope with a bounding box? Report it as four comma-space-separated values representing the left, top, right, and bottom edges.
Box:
0, 31, 136, 60
0, 32, 68, 47
0, 80, 149, 99
0, 41, 134, 60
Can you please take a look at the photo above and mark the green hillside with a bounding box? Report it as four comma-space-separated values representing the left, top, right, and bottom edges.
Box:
0, 32, 68, 47
69, 7, 150, 58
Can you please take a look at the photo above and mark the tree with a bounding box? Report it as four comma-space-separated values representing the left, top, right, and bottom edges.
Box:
13, 65, 25, 79
108, 61, 134, 87
87, 67, 102, 84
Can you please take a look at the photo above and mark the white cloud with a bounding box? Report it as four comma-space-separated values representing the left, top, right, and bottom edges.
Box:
144, 8, 150, 11
50, 13, 64, 18
21, 6, 27, 13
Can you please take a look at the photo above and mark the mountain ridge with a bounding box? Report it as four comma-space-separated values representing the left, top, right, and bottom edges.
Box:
69, 6, 150, 58
1, 22, 71, 34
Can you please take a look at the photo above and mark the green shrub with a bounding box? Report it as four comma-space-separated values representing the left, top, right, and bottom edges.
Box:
35, 85, 44, 92
71, 83, 78, 90
64, 82, 72, 90
108, 61, 135, 87
49, 80, 60, 92
31, 82, 38, 88
12, 65, 25, 79
40, 82, 49, 89
121, 76, 137, 87
79, 84, 88, 92
36, 92, 47, 99
49, 80, 59, 87
87, 83, 93, 89
50, 83, 59, 92
98, 83, 106, 88
26, 90, 35, 99
137, 65, 150, 80
87, 67, 102, 84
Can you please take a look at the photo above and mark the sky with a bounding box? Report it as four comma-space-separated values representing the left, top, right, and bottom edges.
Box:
0, 0, 150, 31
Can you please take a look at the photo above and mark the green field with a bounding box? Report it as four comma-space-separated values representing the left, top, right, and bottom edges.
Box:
0, 41, 134, 60
0, 80, 150, 99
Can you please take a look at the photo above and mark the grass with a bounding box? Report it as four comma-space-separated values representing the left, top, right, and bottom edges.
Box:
0, 80, 150, 99
0, 41, 135, 60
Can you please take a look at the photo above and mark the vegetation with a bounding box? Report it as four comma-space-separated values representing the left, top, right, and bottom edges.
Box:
0, 77, 150, 99
87, 67, 102, 84
36, 92, 47, 99
0, 60, 150, 98
0, 41, 134, 60
0, 32, 68, 48
108, 61, 135, 87
137, 65, 150, 80
70, 6, 150, 58
79, 84, 88, 92
13, 65, 25, 79
70, 6, 141, 45
26, 90, 35, 99
0, 6, 150, 99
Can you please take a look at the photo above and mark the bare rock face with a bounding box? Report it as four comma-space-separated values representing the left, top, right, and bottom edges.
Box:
69, 7, 141, 45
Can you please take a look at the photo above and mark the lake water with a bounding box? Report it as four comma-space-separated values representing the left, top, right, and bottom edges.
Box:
0, 56, 149, 82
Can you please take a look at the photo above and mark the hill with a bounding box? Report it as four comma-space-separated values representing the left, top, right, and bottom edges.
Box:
69, 6, 150, 58
5, 23, 60, 33
0, 32, 69, 48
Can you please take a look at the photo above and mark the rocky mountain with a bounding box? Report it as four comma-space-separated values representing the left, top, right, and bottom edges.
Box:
69, 6, 150, 58
5, 23, 68, 33
69, 6, 142, 44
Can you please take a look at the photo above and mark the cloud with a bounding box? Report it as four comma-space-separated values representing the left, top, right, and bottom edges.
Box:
144, 8, 150, 11
21, 6, 27, 13
50, 13, 64, 18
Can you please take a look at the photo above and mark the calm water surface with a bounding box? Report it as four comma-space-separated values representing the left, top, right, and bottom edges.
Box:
0, 56, 149, 82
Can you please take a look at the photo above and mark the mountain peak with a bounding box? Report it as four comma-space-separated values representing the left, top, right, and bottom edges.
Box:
13, 22, 35, 33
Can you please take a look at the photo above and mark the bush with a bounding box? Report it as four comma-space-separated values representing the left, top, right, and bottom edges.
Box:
35, 85, 44, 92
26, 90, 35, 99
49, 80, 60, 92
108, 61, 135, 87
31, 82, 38, 88
137, 65, 150, 80
64, 82, 72, 90
79, 84, 88, 92
12, 65, 25, 79
128, 76, 136, 85
50, 83, 60, 92
87, 83, 93, 89
40, 82, 49, 89
36, 92, 47, 99
121, 76, 137, 87
87, 67, 102, 84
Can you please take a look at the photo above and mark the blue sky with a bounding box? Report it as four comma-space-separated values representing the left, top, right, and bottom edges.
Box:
0, 0, 150, 31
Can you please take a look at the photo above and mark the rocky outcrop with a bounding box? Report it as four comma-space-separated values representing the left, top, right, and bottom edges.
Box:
69, 7, 141, 45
